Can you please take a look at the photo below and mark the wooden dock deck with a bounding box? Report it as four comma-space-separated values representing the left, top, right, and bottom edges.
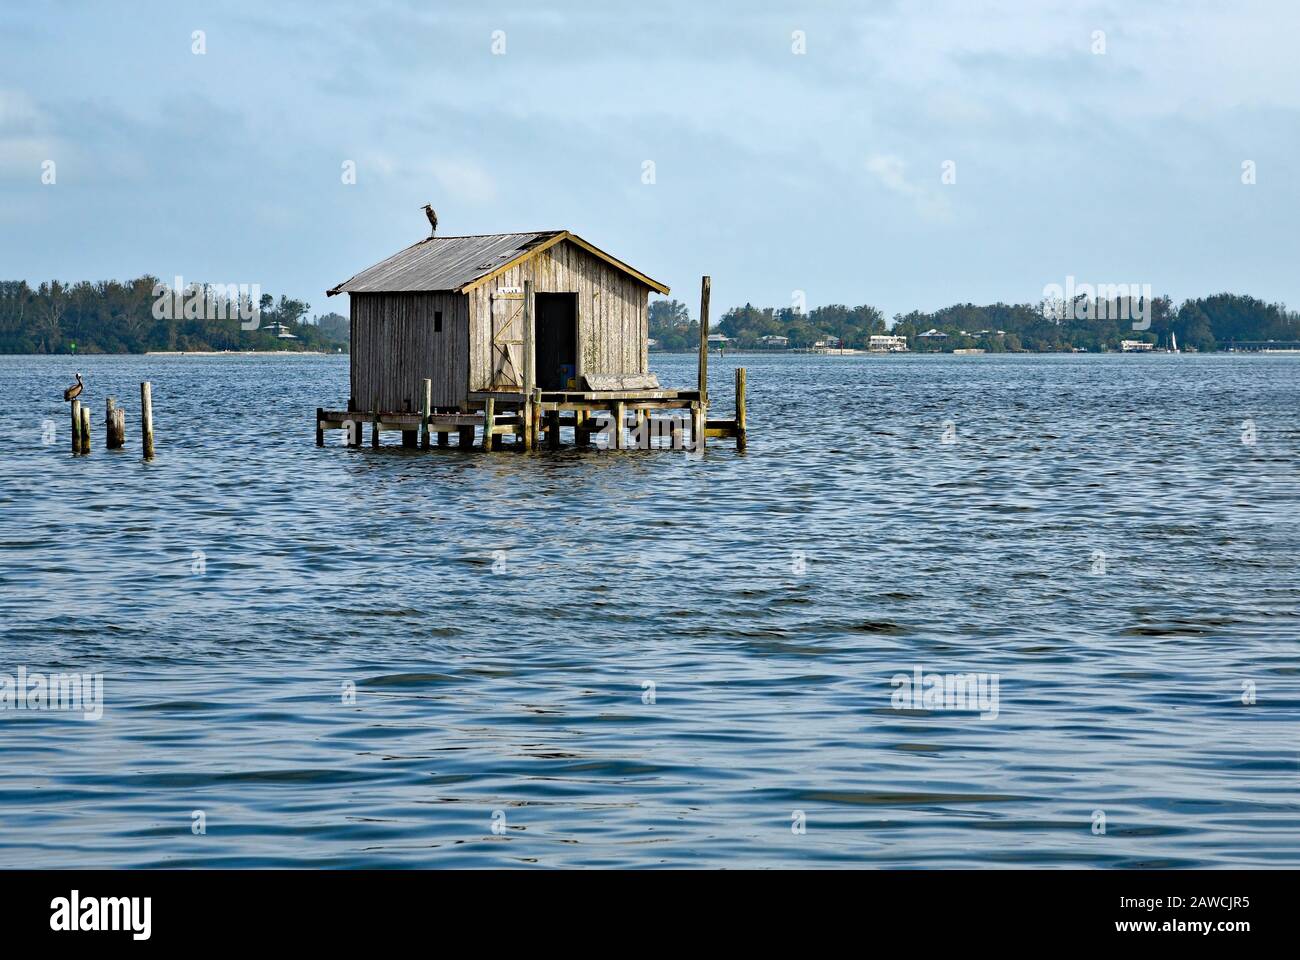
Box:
317, 376, 742, 452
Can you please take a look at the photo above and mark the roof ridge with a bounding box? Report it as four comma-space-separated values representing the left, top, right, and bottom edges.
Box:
422, 230, 563, 240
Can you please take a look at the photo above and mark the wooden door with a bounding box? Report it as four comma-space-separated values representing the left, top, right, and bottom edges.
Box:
490, 290, 525, 389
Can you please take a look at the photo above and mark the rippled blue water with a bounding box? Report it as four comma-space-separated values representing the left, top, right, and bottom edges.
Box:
0, 352, 1296, 868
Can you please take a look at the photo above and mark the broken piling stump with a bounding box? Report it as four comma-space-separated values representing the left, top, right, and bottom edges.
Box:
106, 398, 125, 450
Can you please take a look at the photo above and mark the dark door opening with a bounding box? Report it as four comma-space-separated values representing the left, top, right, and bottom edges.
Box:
534, 293, 578, 390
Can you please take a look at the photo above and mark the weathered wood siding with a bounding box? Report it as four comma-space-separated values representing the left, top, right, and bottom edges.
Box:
351, 292, 468, 411
467, 239, 649, 392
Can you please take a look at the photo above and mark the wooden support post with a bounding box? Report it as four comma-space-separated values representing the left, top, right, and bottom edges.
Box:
370, 396, 380, 449
107, 398, 125, 449
545, 410, 560, 449
70, 398, 81, 454
482, 398, 495, 451
140, 381, 154, 459
691, 402, 705, 452
735, 367, 748, 451
80, 406, 91, 453
420, 379, 432, 450
315, 407, 325, 447
636, 408, 648, 449
670, 414, 683, 450
697, 276, 710, 451
575, 410, 589, 447
522, 280, 535, 451
612, 401, 625, 450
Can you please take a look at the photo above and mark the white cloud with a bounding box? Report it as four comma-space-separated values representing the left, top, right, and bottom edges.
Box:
865, 153, 950, 221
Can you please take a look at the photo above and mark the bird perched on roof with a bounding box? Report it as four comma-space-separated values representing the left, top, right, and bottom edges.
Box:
63, 372, 83, 402
422, 204, 438, 236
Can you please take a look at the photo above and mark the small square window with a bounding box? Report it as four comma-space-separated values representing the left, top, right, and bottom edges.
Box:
434, 310, 443, 332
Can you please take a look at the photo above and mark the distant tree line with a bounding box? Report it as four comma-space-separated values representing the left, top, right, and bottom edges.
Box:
0, 277, 349, 353
649, 299, 885, 351
651, 293, 1299, 352
3, 279, 1294, 355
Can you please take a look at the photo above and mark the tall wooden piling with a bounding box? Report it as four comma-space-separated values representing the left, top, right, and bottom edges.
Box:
695, 276, 710, 451
482, 397, 496, 451
70, 398, 82, 454
420, 379, 432, 450
315, 407, 325, 447
735, 367, 748, 452
140, 381, 155, 459
79, 406, 91, 453
698, 276, 710, 399
370, 395, 380, 449
107, 397, 125, 449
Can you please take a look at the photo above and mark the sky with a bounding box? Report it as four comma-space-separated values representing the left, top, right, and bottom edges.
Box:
2, 0, 1298, 320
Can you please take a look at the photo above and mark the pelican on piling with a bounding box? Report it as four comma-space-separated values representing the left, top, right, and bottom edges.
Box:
63, 372, 83, 402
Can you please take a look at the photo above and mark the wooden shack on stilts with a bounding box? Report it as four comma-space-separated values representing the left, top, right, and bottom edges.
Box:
315, 221, 746, 452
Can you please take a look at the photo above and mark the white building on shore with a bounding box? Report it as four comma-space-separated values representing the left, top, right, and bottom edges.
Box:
868, 334, 909, 353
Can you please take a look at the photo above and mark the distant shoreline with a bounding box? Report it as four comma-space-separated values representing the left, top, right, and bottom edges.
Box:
144, 350, 336, 356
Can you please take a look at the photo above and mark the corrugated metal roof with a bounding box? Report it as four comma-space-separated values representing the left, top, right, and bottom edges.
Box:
328, 229, 670, 296
328, 231, 562, 295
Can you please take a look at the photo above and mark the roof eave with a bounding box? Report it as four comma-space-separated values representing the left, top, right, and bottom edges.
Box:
456, 231, 671, 296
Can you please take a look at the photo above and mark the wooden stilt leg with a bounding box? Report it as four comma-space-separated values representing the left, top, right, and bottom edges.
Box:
315, 407, 324, 447
420, 379, 431, 450
482, 398, 495, 451
612, 401, 625, 450
691, 402, 705, 452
